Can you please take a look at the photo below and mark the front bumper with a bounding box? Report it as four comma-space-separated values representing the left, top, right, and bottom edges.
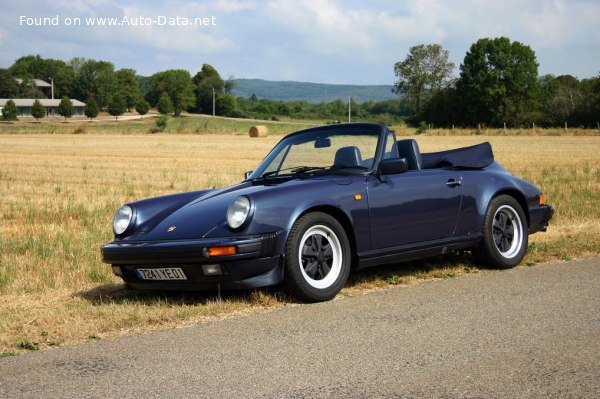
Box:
101, 232, 286, 290
529, 204, 555, 234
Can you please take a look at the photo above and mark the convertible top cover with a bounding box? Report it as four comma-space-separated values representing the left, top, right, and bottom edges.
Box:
422, 142, 494, 169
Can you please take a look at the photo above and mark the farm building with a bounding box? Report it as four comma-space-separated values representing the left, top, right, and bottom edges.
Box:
1, 78, 86, 117
14, 78, 53, 98
0, 98, 86, 117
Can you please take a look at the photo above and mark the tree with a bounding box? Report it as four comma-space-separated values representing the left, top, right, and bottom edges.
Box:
193, 64, 224, 114
135, 97, 150, 118
115, 69, 141, 111
84, 98, 99, 121
18, 77, 43, 98
31, 99, 45, 122
9, 55, 74, 98
157, 92, 174, 115
145, 69, 195, 116
393, 44, 455, 114
2, 99, 18, 121
216, 93, 237, 116
547, 75, 583, 125
457, 37, 538, 125
57, 96, 73, 122
70, 58, 115, 108
419, 87, 462, 127
0, 69, 19, 98
107, 94, 126, 121
224, 75, 236, 94
583, 74, 600, 127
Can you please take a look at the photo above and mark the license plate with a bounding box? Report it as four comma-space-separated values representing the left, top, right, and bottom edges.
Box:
136, 267, 187, 280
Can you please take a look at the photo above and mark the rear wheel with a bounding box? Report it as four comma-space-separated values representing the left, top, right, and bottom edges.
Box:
473, 195, 528, 268
283, 212, 351, 302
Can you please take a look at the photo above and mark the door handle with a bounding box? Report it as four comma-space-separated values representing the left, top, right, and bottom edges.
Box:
446, 179, 461, 188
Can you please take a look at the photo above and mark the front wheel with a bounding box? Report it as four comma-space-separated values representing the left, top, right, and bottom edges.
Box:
283, 212, 351, 302
473, 195, 528, 269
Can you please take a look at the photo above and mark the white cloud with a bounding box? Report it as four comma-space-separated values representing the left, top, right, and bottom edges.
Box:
1, 0, 598, 82
204, 0, 256, 13
118, 4, 235, 54
263, 0, 375, 54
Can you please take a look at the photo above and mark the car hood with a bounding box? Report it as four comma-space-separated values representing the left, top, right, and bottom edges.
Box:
121, 175, 354, 241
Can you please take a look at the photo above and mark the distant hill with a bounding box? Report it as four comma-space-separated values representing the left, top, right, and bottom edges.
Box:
231, 79, 396, 104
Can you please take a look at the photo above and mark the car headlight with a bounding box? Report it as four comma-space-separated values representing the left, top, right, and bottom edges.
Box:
227, 196, 251, 229
113, 205, 133, 235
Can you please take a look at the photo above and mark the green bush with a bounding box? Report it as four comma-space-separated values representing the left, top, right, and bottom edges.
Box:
416, 121, 428, 134
154, 115, 168, 132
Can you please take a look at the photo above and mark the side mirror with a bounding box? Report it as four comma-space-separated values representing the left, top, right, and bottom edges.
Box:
378, 158, 408, 176
244, 171, 253, 179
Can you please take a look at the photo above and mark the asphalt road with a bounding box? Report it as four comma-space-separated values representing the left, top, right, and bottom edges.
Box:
1, 258, 599, 399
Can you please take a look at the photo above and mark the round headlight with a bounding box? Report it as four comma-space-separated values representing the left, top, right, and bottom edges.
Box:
227, 196, 251, 229
113, 205, 133, 235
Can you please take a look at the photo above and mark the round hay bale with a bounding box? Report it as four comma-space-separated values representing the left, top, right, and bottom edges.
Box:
249, 125, 268, 138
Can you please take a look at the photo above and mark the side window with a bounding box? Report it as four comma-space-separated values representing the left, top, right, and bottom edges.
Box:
383, 132, 398, 159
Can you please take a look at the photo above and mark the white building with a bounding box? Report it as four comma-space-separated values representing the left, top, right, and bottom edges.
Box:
0, 98, 86, 117
1, 78, 86, 117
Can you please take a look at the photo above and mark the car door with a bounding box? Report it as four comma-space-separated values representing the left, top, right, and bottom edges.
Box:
366, 169, 462, 250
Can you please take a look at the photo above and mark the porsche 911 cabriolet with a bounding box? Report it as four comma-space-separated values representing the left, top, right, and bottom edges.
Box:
101, 123, 554, 302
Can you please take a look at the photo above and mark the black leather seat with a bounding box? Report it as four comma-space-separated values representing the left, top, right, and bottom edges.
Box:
334, 146, 363, 167
396, 139, 423, 170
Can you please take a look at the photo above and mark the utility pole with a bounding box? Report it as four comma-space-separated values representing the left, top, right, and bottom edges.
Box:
49, 77, 54, 99
212, 88, 215, 117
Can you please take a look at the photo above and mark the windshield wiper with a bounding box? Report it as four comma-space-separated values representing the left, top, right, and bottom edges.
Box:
329, 165, 369, 171
291, 166, 327, 174
260, 166, 326, 179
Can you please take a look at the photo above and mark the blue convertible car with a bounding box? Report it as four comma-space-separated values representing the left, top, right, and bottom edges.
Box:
102, 123, 554, 302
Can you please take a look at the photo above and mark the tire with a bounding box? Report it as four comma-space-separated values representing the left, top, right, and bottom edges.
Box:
283, 212, 351, 302
473, 195, 528, 269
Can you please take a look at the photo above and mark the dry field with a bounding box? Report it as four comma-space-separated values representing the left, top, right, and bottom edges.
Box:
1, 130, 599, 354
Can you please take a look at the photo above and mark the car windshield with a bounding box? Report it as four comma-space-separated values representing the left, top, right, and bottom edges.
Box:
248, 125, 383, 179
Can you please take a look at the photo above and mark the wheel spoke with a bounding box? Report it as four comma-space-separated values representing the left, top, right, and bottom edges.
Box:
505, 229, 514, 243
314, 235, 325, 253
319, 261, 331, 279
494, 234, 504, 249
303, 259, 319, 279
322, 242, 333, 260
302, 244, 317, 258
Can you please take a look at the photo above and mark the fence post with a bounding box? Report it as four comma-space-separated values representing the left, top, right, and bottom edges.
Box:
503, 122, 507, 134
564, 121, 568, 133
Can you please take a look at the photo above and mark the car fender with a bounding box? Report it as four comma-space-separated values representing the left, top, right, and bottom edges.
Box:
120, 189, 214, 239
245, 177, 369, 252
457, 164, 535, 236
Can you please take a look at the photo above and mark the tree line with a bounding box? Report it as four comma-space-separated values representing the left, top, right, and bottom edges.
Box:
394, 38, 600, 128
0, 55, 406, 123
2, 38, 598, 127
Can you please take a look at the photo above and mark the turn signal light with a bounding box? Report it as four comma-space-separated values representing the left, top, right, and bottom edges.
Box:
539, 193, 546, 205
207, 246, 236, 257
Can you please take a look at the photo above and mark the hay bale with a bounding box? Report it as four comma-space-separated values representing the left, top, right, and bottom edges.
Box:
249, 125, 268, 138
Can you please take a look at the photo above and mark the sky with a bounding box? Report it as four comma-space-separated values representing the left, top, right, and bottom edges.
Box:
1, 0, 599, 85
